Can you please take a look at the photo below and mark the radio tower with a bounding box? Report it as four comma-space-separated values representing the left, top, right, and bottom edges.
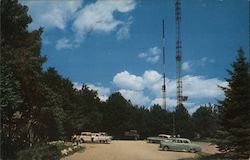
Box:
175, 0, 186, 106
162, 20, 167, 110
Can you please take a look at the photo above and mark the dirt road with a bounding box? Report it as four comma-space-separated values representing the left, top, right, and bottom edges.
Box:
62, 140, 218, 160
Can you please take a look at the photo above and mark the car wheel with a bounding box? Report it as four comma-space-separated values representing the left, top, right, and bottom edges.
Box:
189, 148, 196, 153
163, 146, 169, 151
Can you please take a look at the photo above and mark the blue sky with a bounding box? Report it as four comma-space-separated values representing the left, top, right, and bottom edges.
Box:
21, 0, 249, 113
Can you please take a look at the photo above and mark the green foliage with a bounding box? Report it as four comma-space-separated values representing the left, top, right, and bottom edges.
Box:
0, 64, 26, 159
17, 144, 60, 160
192, 104, 218, 139
148, 105, 172, 136
175, 104, 193, 138
4, 0, 249, 159
216, 48, 250, 158
104, 92, 134, 138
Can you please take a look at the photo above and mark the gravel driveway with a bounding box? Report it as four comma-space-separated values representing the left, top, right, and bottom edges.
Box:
62, 140, 218, 160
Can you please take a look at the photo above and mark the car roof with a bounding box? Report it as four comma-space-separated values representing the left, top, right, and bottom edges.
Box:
159, 134, 171, 136
170, 138, 191, 142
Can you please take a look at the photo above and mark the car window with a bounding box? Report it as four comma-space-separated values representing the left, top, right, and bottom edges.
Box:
177, 140, 182, 143
183, 140, 189, 143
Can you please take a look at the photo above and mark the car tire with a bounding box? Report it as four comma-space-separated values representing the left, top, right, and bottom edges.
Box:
189, 148, 196, 153
163, 146, 169, 151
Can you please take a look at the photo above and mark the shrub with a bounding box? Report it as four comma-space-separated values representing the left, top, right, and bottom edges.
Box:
17, 144, 60, 160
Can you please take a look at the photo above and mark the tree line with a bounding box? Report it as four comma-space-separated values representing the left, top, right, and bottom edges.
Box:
1, 0, 249, 159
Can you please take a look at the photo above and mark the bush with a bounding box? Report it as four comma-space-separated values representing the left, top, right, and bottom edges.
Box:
17, 144, 60, 160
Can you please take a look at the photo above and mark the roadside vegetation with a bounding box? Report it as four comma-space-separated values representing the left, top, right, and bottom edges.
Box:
1, 0, 249, 159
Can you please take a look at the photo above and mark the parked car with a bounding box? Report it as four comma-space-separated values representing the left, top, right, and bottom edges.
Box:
147, 134, 171, 143
72, 132, 112, 144
159, 138, 201, 153
124, 130, 140, 140
95, 132, 112, 143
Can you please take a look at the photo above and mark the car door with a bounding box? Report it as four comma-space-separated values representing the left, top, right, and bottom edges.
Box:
181, 140, 191, 151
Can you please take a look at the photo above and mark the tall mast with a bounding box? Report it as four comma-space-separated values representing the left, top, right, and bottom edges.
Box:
175, 0, 183, 107
162, 19, 167, 110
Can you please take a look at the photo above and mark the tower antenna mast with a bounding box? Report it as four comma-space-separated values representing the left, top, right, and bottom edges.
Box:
175, 0, 187, 107
162, 19, 167, 110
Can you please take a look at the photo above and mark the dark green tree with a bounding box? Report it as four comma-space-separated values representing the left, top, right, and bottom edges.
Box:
216, 48, 250, 158
148, 105, 172, 136
43, 68, 77, 139
1, 1, 69, 159
192, 104, 218, 139
0, 64, 25, 159
73, 85, 103, 133
174, 104, 193, 138
104, 92, 133, 138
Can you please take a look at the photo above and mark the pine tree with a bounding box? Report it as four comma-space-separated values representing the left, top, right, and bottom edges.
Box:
175, 104, 193, 138
217, 48, 250, 158
192, 104, 218, 139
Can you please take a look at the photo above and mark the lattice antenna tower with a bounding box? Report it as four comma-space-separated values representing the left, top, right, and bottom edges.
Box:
176, 0, 183, 107
162, 20, 167, 110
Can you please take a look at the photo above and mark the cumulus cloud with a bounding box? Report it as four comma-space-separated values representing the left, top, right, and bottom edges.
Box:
22, 1, 82, 30
182, 75, 227, 99
151, 97, 177, 108
55, 38, 73, 50
76, 70, 226, 112
73, 0, 136, 40
113, 70, 227, 110
119, 89, 150, 106
138, 47, 161, 63
87, 84, 111, 102
113, 71, 144, 91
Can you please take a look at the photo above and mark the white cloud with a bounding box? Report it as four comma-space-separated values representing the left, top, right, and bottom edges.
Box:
113, 70, 227, 111
73, 0, 136, 39
182, 61, 192, 71
138, 47, 161, 63
116, 17, 133, 40
22, 1, 82, 30
182, 57, 215, 72
119, 89, 150, 106
22, 0, 136, 48
143, 70, 162, 84
188, 103, 217, 114
73, 82, 82, 90
76, 70, 227, 112
151, 97, 177, 108
87, 84, 111, 102
55, 38, 73, 50
73, 82, 111, 102
183, 75, 227, 99
113, 71, 144, 91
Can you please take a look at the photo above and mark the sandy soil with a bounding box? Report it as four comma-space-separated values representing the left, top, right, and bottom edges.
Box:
62, 140, 219, 160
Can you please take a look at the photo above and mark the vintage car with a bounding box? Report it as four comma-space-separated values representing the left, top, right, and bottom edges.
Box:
124, 130, 140, 140
159, 138, 201, 153
147, 134, 171, 143
72, 132, 112, 144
